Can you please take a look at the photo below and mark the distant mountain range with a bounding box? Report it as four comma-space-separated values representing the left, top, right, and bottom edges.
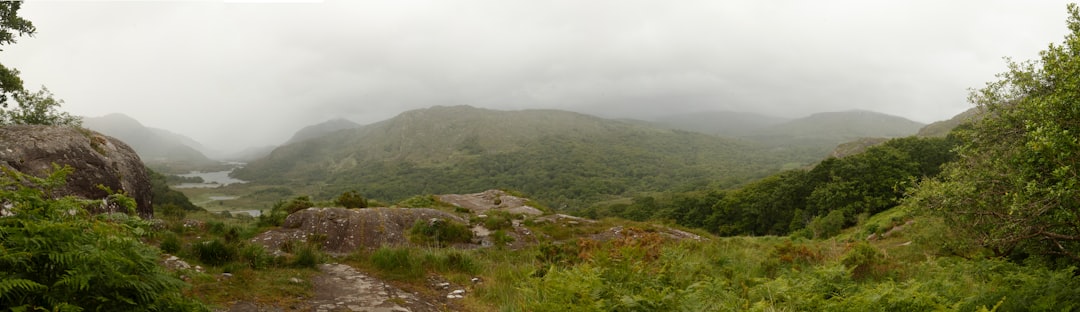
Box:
81, 113, 221, 173
233, 105, 814, 206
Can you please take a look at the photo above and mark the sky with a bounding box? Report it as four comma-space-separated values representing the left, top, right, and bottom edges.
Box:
4, 0, 1074, 154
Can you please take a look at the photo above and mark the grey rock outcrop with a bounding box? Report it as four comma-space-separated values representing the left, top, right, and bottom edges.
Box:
0, 125, 152, 218
252, 207, 466, 254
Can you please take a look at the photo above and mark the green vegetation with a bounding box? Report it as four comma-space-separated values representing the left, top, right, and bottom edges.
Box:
0, 166, 208, 311
0, 1, 34, 107
149, 169, 204, 216
910, 3, 1080, 264
333, 190, 368, 208
233, 106, 813, 209
585, 136, 957, 237
408, 218, 474, 247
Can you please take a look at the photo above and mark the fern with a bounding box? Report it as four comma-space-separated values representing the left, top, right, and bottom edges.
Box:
0, 166, 209, 311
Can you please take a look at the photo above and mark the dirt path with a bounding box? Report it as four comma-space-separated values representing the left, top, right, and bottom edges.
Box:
225, 263, 442, 312
309, 263, 441, 312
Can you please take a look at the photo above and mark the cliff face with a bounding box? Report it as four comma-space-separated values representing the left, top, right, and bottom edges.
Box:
0, 125, 152, 218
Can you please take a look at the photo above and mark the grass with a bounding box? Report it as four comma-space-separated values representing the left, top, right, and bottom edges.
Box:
154, 199, 1080, 311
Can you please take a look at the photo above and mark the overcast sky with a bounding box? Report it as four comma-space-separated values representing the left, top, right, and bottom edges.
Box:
4, 0, 1074, 153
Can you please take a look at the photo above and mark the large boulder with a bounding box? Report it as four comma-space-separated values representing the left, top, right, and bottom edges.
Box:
0, 125, 152, 218
252, 207, 466, 253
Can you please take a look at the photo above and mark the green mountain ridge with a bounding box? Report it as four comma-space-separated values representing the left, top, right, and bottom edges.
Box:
234, 105, 810, 207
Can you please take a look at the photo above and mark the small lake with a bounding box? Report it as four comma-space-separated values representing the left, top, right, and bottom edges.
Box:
173, 169, 247, 189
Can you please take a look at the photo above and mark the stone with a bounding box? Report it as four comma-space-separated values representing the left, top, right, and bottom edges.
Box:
0, 125, 152, 218
252, 207, 466, 254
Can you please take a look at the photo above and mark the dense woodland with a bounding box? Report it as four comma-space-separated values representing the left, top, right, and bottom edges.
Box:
583, 135, 958, 237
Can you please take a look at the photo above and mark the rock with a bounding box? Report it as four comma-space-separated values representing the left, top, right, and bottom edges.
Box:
289, 277, 303, 284
0, 125, 152, 218
436, 189, 543, 216
252, 207, 466, 254
471, 277, 481, 284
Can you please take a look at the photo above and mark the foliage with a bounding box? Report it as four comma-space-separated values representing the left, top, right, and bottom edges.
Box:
192, 239, 237, 267
148, 169, 202, 214
0, 166, 208, 311
0, 1, 34, 107
362, 246, 480, 281
408, 218, 473, 247
0, 86, 80, 126
333, 190, 368, 208
912, 4, 1080, 263
284, 195, 315, 214
585, 136, 956, 237
395, 194, 447, 208
233, 110, 805, 209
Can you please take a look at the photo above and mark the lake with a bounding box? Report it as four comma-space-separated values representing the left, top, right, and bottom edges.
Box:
172, 169, 247, 189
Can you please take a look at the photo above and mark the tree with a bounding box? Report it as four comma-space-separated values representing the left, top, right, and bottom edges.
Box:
0, 2, 77, 126
0, 1, 35, 107
914, 4, 1080, 262
1, 86, 80, 126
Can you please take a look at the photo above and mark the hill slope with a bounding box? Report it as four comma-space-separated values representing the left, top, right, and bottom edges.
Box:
82, 113, 220, 172
651, 111, 790, 137
234, 106, 799, 207
284, 118, 361, 145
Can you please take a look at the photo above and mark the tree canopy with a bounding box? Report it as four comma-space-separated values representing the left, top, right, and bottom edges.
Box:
913, 4, 1080, 262
0, 1, 34, 107
0, 1, 76, 126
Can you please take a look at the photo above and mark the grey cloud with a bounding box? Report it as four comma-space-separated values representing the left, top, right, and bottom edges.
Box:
4, 0, 1073, 153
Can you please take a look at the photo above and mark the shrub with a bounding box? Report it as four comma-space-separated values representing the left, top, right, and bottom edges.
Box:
492, 230, 515, 247
192, 239, 237, 267
397, 194, 441, 208
334, 190, 368, 208
160, 232, 182, 254
842, 242, 886, 280
0, 165, 208, 311
238, 243, 273, 269
408, 218, 474, 247
482, 212, 513, 231
291, 243, 323, 269
285, 196, 314, 214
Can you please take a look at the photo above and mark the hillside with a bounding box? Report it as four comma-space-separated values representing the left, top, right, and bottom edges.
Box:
756, 110, 924, 140
917, 107, 983, 137
651, 111, 790, 137
81, 113, 221, 172
283, 118, 360, 145
233, 105, 801, 207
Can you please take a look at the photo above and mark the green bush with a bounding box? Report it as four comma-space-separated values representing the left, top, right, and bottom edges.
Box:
160, 232, 182, 254
408, 218, 474, 247
238, 243, 273, 269
396, 194, 442, 208
291, 243, 323, 268
334, 190, 368, 208
192, 239, 237, 266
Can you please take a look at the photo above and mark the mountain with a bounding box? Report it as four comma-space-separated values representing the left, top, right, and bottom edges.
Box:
81, 113, 220, 172
234, 105, 805, 208
651, 111, 790, 137
757, 110, 925, 140
917, 107, 983, 137
284, 118, 361, 145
